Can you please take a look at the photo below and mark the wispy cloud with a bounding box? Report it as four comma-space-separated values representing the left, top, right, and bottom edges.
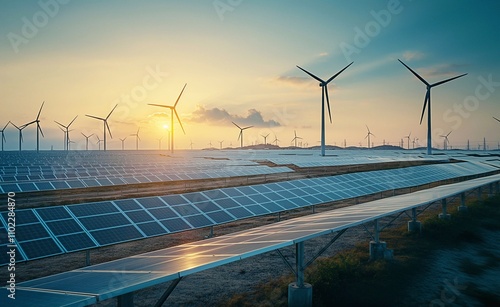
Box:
188, 105, 280, 127
421, 63, 468, 78
401, 50, 425, 61
318, 52, 329, 57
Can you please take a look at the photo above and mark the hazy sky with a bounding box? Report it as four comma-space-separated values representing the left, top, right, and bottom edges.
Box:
1, 0, 500, 151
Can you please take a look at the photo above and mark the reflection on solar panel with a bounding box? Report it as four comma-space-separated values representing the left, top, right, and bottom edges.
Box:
11, 174, 500, 307
0, 161, 497, 265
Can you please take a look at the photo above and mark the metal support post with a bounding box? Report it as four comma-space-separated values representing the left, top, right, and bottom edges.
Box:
86, 250, 90, 266
458, 192, 468, 212
154, 277, 183, 307
439, 198, 451, 220
407, 207, 421, 232
117, 292, 134, 307
369, 219, 392, 260
288, 242, 312, 307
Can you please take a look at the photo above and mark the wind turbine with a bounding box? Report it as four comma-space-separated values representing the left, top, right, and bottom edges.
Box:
273, 134, 280, 146
148, 83, 187, 153
440, 131, 452, 150
0, 121, 10, 152
291, 130, 302, 147
95, 135, 102, 151
404, 132, 411, 150
398, 59, 467, 155
68, 140, 75, 151
11, 123, 28, 151
232, 121, 253, 148
157, 137, 163, 150
208, 140, 213, 148
364, 125, 375, 148
85, 104, 117, 151
219, 140, 224, 150
261, 133, 270, 145
131, 128, 140, 150
190, 140, 194, 150
296, 62, 353, 156
120, 137, 127, 150
54, 115, 78, 151
81, 133, 94, 151
23, 101, 45, 152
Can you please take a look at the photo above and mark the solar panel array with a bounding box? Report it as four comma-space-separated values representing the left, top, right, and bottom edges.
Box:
9, 173, 500, 307
0, 161, 496, 265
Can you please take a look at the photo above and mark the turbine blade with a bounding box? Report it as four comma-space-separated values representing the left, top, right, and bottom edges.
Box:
431, 73, 467, 87
232, 121, 242, 129
447, 131, 452, 137
242, 126, 253, 130
37, 101, 45, 120
325, 87, 332, 123
3, 121, 10, 130
493, 116, 500, 123
325, 61, 353, 84
420, 90, 430, 125
174, 83, 187, 108
364, 135, 368, 140
81, 132, 87, 138
106, 104, 118, 119
174, 109, 186, 134
11, 123, 20, 129
86, 114, 105, 121
54, 120, 66, 128
68, 115, 78, 127
148, 103, 170, 108
38, 125, 44, 138
398, 59, 429, 86
24, 120, 36, 126
106, 121, 113, 139
238, 131, 242, 141
296, 65, 324, 83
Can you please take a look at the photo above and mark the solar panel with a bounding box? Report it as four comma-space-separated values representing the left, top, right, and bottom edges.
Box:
114, 199, 142, 211
136, 221, 168, 236
192, 200, 221, 213
19, 238, 63, 259
184, 214, 214, 228
171, 204, 201, 216
90, 225, 143, 245
79, 213, 131, 231
68, 202, 118, 217
149, 207, 178, 220
57, 233, 97, 252
207, 210, 235, 223
161, 218, 191, 232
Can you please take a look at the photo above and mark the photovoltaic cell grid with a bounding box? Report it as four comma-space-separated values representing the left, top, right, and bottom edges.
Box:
9, 174, 500, 307
0, 161, 496, 265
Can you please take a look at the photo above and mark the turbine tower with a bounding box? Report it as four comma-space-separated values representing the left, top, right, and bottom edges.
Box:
440, 131, 452, 150
54, 115, 78, 151
95, 135, 102, 151
364, 125, 375, 148
81, 133, 94, 151
296, 62, 353, 156
219, 140, 224, 150
131, 128, 140, 150
0, 121, 10, 152
157, 137, 163, 150
232, 121, 253, 148
291, 130, 302, 148
273, 134, 280, 146
398, 59, 467, 155
148, 83, 187, 154
86, 104, 117, 151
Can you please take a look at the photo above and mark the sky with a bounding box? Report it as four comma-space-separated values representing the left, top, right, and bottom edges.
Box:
1, 0, 500, 151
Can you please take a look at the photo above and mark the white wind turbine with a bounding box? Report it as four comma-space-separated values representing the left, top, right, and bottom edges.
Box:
398, 59, 467, 155
440, 131, 452, 150
86, 104, 117, 151
54, 115, 78, 151
120, 137, 127, 150
297, 62, 353, 156
131, 128, 140, 150
81, 133, 94, 151
148, 84, 187, 153
404, 132, 412, 150
232, 122, 253, 148
261, 133, 270, 145
364, 125, 375, 148
291, 130, 302, 147
0, 121, 10, 152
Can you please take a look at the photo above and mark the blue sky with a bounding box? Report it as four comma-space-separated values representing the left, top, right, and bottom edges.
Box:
1, 0, 499, 150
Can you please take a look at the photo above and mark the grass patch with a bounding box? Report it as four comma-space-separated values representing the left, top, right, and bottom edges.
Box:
220, 195, 500, 306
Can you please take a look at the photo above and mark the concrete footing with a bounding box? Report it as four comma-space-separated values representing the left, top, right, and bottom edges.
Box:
369, 241, 393, 260
407, 220, 421, 233
458, 205, 468, 213
438, 213, 451, 220
288, 282, 312, 307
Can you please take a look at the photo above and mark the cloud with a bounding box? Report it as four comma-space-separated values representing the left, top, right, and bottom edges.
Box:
274, 75, 313, 87
188, 106, 280, 127
421, 63, 468, 78
401, 50, 424, 61
318, 52, 329, 57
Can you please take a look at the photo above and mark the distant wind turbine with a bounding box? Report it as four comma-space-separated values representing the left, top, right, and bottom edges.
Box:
120, 137, 127, 150
148, 83, 187, 153
232, 121, 253, 148
86, 104, 117, 151
95, 135, 102, 151
291, 130, 302, 147
273, 134, 280, 146
0, 121, 10, 152
130, 128, 140, 150
261, 133, 270, 145
157, 137, 163, 150
11, 123, 28, 151
54, 115, 78, 151
404, 132, 411, 150
81, 133, 94, 151
440, 131, 452, 150
398, 59, 467, 155
219, 140, 224, 150
23, 101, 45, 152
364, 125, 375, 148
297, 62, 353, 156
190, 140, 194, 150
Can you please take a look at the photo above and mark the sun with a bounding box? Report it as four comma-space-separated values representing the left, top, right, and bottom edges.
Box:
163, 124, 169, 130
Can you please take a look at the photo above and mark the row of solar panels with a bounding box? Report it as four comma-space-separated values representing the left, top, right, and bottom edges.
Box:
0, 166, 293, 194
0, 161, 496, 266
10, 174, 500, 307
